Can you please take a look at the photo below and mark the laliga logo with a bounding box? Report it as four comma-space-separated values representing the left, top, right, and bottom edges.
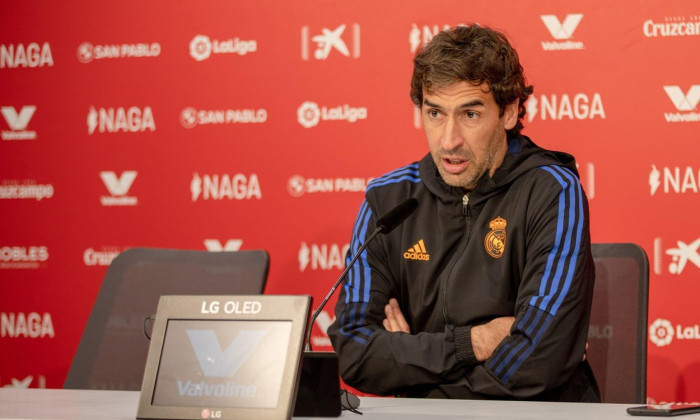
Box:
649, 319, 674, 347
190, 35, 213, 61
297, 101, 368, 128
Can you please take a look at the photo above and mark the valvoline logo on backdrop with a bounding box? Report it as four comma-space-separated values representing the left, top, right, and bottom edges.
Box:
663, 85, 700, 122
540, 14, 585, 50
1, 106, 37, 140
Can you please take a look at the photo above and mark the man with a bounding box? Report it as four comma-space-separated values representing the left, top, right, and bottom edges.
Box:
327, 25, 600, 402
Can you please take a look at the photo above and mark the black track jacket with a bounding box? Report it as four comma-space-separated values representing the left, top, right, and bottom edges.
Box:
328, 135, 600, 401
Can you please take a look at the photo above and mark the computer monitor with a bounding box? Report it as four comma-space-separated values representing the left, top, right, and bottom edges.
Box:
137, 295, 310, 420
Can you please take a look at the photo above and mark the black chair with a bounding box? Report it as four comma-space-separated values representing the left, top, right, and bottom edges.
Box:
63, 247, 269, 390
588, 243, 649, 404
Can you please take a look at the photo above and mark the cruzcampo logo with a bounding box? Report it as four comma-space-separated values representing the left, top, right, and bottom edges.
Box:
484, 217, 507, 258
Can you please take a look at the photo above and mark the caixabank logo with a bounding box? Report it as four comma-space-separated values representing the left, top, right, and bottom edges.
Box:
649, 164, 699, 196
296, 101, 367, 128
1, 105, 37, 140
191, 173, 262, 202
0, 43, 54, 69
663, 85, 700, 123
301, 23, 360, 60
653, 237, 700, 276
189, 35, 257, 61
649, 318, 700, 348
540, 14, 585, 50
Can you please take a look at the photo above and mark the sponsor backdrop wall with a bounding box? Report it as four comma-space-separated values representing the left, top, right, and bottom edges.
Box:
1, 0, 698, 404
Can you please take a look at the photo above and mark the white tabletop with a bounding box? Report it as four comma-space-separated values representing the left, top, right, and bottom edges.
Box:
0, 388, 686, 420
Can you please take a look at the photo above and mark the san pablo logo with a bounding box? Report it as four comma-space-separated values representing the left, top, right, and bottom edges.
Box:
663, 85, 700, 122
76, 42, 161, 63
180, 107, 267, 128
301, 23, 360, 60
540, 14, 585, 50
287, 175, 372, 197
484, 217, 507, 258
1, 106, 37, 140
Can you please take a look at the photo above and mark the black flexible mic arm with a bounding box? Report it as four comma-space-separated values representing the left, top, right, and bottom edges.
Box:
304, 198, 418, 351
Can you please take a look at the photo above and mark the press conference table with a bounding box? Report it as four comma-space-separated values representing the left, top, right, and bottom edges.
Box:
2, 388, 689, 420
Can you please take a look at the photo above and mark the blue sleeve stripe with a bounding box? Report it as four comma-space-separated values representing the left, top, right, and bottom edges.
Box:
488, 165, 586, 384
339, 200, 374, 344
366, 163, 420, 192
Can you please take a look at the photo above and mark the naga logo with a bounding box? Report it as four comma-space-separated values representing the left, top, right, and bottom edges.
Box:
204, 239, 243, 252
189, 35, 257, 61
0, 180, 53, 201
409, 23, 466, 53
540, 14, 584, 50
1, 106, 37, 140
77, 42, 161, 63
297, 101, 367, 128
191, 173, 262, 202
1, 312, 55, 338
404, 239, 430, 261
299, 242, 349, 272
287, 175, 371, 197
180, 107, 267, 128
649, 164, 699, 196
301, 24, 360, 60
527, 93, 605, 122
0, 246, 49, 269
653, 237, 700, 276
0, 43, 54, 69
663, 85, 700, 122
649, 318, 700, 347
87, 106, 156, 134
187, 329, 267, 377
100, 171, 138, 206
644, 17, 700, 38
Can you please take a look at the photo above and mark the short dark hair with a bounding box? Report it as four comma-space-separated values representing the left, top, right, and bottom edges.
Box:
410, 25, 533, 137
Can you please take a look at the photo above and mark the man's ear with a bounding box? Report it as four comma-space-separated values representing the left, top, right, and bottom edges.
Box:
503, 100, 519, 130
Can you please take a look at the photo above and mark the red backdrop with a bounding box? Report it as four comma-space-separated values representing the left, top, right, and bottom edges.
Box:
1, 0, 699, 404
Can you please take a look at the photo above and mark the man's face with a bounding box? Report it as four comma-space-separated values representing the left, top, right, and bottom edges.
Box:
422, 81, 518, 191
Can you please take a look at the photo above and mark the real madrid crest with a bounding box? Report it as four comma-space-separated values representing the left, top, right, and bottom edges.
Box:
484, 216, 507, 258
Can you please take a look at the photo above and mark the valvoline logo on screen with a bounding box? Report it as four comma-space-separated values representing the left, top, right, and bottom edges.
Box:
176, 329, 266, 398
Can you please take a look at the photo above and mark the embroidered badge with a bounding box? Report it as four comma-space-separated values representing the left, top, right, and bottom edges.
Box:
484, 217, 507, 258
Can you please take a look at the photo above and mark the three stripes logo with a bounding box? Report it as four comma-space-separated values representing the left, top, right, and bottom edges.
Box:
404, 239, 430, 261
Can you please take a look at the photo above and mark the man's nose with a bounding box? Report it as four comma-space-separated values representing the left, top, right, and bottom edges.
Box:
442, 117, 464, 151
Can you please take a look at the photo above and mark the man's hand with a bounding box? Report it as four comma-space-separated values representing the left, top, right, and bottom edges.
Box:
383, 298, 410, 333
471, 316, 515, 362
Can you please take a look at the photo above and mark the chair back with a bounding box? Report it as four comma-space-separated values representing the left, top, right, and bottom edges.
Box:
588, 243, 649, 404
64, 247, 269, 390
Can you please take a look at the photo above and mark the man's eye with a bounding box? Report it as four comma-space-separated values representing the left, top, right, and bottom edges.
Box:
428, 110, 440, 118
465, 111, 478, 119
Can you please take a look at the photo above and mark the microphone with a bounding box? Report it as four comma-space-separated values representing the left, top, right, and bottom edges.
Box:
305, 197, 418, 351
294, 198, 418, 417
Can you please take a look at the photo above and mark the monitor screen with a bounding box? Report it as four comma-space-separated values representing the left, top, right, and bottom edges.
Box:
152, 319, 292, 409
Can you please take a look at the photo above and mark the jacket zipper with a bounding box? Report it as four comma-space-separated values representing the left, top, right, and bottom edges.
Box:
442, 193, 472, 324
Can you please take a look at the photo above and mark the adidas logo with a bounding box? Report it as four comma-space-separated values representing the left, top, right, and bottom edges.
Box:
404, 239, 430, 261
